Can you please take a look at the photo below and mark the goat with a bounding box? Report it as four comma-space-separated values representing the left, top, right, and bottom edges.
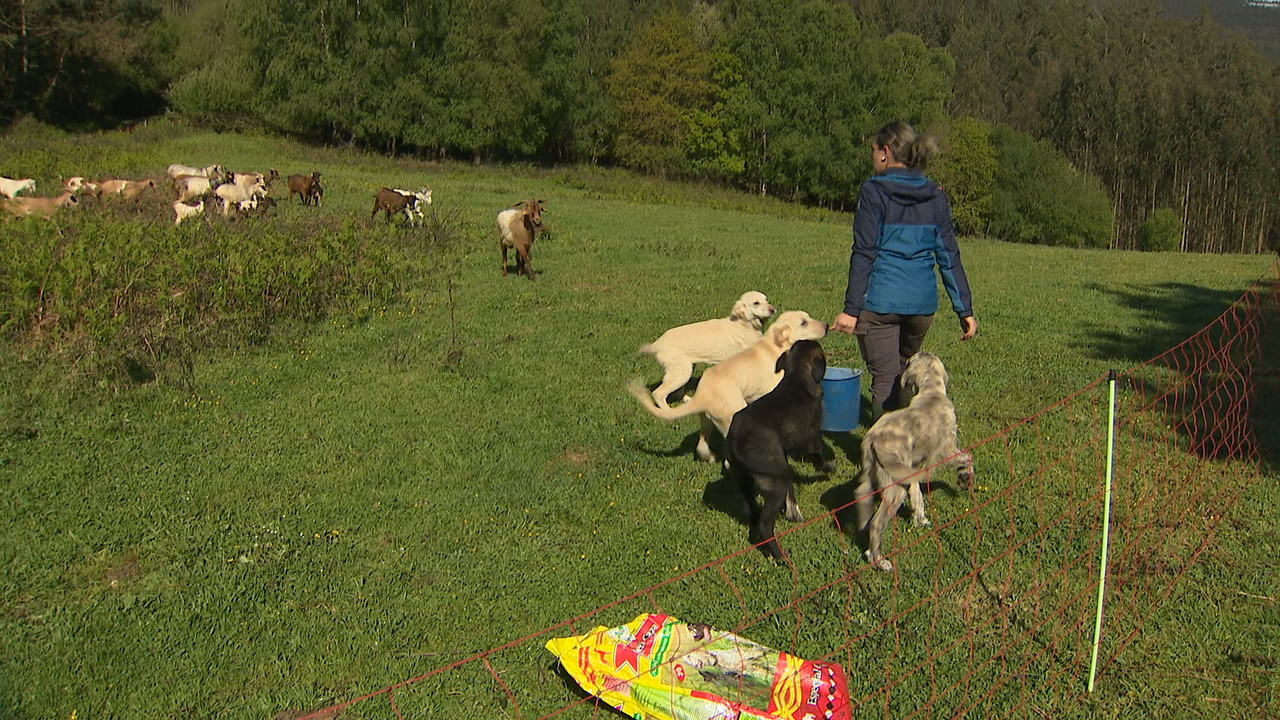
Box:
497, 199, 545, 278
167, 163, 224, 181
214, 181, 267, 218
371, 187, 415, 223
230, 171, 266, 190
0, 177, 37, 199
63, 177, 100, 199
3, 191, 79, 219
173, 200, 205, 226
121, 179, 158, 200
288, 172, 322, 206
241, 195, 278, 218
173, 174, 221, 203
97, 178, 157, 199
391, 187, 432, 226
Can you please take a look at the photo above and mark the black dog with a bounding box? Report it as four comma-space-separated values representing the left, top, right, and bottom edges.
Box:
725, 339, 836, 559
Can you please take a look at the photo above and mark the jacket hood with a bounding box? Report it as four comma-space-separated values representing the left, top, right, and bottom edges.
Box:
870, 169, 939, 205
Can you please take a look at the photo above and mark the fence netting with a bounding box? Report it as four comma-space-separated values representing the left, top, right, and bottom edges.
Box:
298, 263, 1278, 720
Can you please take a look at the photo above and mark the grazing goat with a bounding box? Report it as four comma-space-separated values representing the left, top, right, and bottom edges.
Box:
167, 163, 224, 181
3, 191, 79, 219
173, 200, 205, 226
288, 172, 322, 206
0, 177, 36, 199
497, 199, 545, 278
391, 187, 432, 226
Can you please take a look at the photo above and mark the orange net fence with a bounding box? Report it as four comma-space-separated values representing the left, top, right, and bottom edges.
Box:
299, 263, 1278, 720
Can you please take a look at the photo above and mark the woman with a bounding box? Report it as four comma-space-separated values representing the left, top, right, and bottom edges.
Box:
831, 120, 977, 421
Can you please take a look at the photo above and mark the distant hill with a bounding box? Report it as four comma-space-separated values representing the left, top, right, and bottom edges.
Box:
1160, 0, 1280, 59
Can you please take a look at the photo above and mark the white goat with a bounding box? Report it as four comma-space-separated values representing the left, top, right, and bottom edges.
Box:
174, 175, 220, 203
230, 172, 265, 190
173, 200, 205, 226
214, 181, 267, 217
167, 163, 224, 181
0, 177, 36, 200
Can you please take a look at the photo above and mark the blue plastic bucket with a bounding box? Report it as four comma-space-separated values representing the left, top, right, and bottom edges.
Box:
821, 367, 863, 432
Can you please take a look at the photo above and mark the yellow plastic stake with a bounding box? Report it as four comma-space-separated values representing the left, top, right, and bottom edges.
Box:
1088, 370, 1118, 693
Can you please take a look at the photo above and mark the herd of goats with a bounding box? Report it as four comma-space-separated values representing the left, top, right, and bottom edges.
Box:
0, 165, 434, 228
0, 166, 550, 278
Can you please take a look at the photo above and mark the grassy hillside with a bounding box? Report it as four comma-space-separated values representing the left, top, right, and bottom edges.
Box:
0, 123, 1276, 719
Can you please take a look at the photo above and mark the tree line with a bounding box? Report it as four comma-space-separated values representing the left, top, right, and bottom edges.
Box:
1, 0, 1275, 253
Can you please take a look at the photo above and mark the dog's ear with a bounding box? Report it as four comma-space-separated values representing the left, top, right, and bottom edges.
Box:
810, 349, 826, 388
731, 299, 750, 321
775, 348, 790, 374
772, 322, 793, 347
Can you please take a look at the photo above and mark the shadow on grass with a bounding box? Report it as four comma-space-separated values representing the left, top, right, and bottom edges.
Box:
633, 430, 703, 460
1085, 277, 1280, 471
1079, 281, 1249, 363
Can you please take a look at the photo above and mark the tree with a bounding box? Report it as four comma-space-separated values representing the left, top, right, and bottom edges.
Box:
0, 0, 173, 127
989, 124, 1114, 249
606, 10, 713, 175
930, 117, 997, 237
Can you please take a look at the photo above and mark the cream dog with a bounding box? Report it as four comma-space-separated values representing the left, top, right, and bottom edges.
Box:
855, 352, 974, 572
629, 311, 828, 463
640, 291, 776, 408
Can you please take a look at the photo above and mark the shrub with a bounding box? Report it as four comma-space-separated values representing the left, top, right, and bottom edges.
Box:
0, 204, 460, 390
988, 124, 1114, 248
1140, 208, 1183, 252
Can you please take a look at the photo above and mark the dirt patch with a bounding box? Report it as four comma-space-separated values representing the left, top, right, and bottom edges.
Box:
560, 447, 594, 465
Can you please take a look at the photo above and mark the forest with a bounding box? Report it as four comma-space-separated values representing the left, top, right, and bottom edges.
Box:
1, 0, 1276, 253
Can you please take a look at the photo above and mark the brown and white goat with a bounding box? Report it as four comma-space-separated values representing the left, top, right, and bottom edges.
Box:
371, 187, 415, 223
288, 172, 322, 206
497, 199, 545, 279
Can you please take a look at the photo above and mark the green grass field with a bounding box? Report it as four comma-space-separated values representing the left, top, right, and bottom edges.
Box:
1, 123, 1276, 719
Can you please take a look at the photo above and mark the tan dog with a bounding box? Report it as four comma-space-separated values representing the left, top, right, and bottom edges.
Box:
855, 352, 974, 572
640, 291, 776, 408
629, 310, 828, 463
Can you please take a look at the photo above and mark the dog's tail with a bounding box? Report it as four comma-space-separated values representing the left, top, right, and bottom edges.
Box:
854, 443, 880, 532
627, 379, 702, 421
637, 342, 656, 355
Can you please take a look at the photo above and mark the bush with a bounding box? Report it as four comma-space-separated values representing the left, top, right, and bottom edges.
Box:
988, 125, 1114, 248
1140, 208, 1183, 252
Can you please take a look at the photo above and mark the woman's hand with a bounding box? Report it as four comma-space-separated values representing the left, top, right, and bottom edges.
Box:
832, 312, 858, 335
960, 316, 978, 340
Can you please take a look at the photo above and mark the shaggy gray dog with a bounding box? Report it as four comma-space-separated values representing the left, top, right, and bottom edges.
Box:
856, 352, 974, 571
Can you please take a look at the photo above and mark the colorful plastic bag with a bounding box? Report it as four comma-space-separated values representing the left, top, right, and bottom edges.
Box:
546, 613, 850, 720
